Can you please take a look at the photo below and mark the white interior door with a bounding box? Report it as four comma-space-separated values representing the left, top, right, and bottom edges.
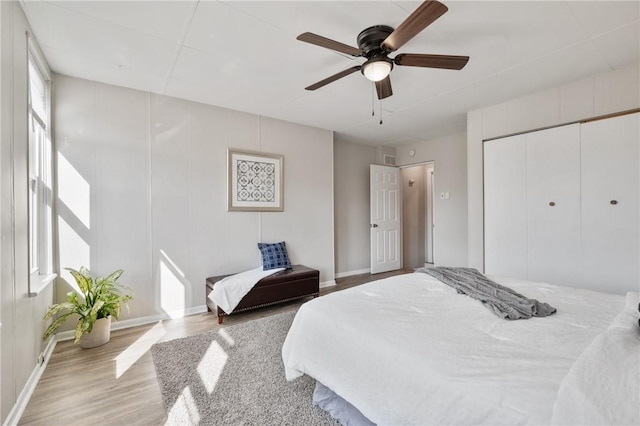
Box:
484, 134, 528, 278
580, 113, 639, 293
526, 124, 581, 287
370, 165, 401, 274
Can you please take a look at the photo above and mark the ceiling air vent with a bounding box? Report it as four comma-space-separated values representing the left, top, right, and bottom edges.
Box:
383, 155, 396, 166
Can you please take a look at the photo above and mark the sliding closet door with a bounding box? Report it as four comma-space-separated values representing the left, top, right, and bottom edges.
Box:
526, 124, 581, 287
581, 113, 639, 293
484, 135, 527, 278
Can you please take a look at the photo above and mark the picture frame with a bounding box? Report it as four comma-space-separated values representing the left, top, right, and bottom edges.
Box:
227, 149, 284, 212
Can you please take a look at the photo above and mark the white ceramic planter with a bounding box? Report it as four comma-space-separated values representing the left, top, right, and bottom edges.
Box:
79, 316, 112, 348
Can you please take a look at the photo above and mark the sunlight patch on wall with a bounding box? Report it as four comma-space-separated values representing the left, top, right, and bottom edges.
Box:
57, 152, 91, 228
197, 340, 228, 394
166, 386, 200, 425
160, 250, 186, 317
114, 322, 165, 379
58, 217, 90, 289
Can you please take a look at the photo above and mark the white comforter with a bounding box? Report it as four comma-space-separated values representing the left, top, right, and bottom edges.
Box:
282, 272, 629, 425
209, 266, 284, 313
551, 292, 640, 425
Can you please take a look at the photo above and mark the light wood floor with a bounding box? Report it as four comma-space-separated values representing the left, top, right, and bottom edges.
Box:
19, 269, 411, 425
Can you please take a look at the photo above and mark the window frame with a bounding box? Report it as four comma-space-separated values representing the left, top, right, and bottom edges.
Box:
27, 39, 56, 296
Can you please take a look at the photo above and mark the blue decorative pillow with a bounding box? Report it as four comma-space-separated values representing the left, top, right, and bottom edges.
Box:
258, 241, 292, 270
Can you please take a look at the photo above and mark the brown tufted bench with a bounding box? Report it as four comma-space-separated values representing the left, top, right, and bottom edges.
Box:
206, 265, 320, 324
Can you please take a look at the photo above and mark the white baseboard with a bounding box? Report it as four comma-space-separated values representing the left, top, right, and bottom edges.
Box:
334, 268, 371, 279
320, 280, 337, 288
55, 305, 208, 342
4, 336, 57, 426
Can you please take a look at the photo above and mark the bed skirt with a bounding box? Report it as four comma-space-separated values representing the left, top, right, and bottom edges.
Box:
313, 381, 375, 426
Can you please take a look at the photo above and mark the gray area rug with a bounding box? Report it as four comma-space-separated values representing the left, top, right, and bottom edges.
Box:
151, 310, 338, 425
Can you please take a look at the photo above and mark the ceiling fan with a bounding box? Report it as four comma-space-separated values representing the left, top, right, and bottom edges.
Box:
297, 0, 469, 100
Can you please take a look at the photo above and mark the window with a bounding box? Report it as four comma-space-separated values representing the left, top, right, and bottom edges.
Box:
28, 49, 54, 294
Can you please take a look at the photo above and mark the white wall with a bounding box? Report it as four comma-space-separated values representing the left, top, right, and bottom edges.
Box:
396, 133, 468, 267
467, 63, 640, 271
54, 74, 334, 325
333, 139, 377, 276
0, 1, 54, 422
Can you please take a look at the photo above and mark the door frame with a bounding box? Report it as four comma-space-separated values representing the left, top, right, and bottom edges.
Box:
425, 163, 435, 264
399, 161, 435, 267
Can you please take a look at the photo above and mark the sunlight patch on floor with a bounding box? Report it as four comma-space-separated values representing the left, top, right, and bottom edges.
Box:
114, 322, 165, 379
217, 328, 235, 346
197, 340, 228, 394
166, 386, 200, 425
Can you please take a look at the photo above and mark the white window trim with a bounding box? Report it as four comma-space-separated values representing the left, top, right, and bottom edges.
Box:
29, 273, 57, 297
27, 31, 51, 81
27, 33, 54, 297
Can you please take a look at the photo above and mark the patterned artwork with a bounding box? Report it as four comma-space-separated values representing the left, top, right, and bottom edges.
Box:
228, 149, 283, 212
236, 160, 275, 202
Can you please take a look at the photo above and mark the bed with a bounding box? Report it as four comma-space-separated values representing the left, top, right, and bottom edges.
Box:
281, 271, 639, 425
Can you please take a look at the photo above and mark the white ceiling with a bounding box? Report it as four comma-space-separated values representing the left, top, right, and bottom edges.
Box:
21, 1, 640, 146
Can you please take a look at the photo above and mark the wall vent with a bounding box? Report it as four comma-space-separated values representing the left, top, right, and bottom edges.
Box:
383, 155, 396, 166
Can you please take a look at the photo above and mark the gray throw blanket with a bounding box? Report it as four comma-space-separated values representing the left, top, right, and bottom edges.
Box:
418, 267, 556, 320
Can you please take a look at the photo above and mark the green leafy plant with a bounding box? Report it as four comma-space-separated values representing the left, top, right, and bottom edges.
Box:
43, 267, 133, 343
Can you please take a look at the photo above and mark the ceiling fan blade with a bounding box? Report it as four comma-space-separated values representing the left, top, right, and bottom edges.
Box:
375, 76, 393, 99
297, 32, 363, 57
394, 53, 469, 70
305, 66, 362, 91
381, 1, 448, 52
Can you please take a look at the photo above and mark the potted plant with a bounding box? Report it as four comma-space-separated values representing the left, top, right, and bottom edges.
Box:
43, 267, 133, 348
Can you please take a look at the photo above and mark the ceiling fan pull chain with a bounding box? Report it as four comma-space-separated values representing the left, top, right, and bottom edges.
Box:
371, 82, 375, 116
379, 99, 383, 125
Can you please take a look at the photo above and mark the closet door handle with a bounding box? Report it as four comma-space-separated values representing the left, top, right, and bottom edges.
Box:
549, 201, 556, 207
610, 200, 618, 205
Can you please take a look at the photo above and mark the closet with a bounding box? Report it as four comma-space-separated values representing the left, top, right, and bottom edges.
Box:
484, 112, 639, 294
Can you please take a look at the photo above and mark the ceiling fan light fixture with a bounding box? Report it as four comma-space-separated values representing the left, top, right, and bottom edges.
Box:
298, 0, 468, 97
362, 58, 393, 82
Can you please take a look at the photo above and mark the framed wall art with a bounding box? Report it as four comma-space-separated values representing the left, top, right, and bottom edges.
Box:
227, 149, 284, 212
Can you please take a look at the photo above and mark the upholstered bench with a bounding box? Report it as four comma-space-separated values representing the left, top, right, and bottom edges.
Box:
206, 265, 320, 324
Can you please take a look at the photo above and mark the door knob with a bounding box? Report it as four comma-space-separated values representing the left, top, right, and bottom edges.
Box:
549, 202, 556, 207
370, 224, 379, 228
610, 200, 618, 205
